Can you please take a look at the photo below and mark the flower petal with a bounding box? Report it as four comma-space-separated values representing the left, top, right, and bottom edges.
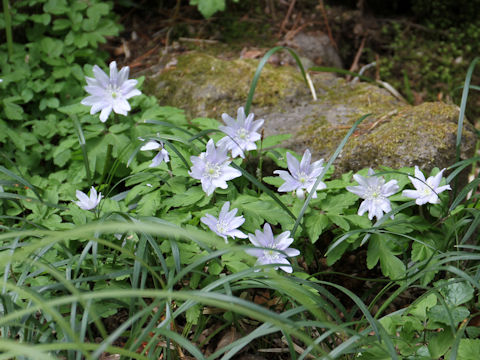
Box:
99, 106, 112, 122
141, 141, 161, 151
109, 61, 118, 84
414, 166, 426, 182
92, 65, 109, 88
286, 152, 300, 176
299, 149, 312, 172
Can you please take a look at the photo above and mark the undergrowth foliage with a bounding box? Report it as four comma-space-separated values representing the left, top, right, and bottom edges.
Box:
1, 1, 480, 359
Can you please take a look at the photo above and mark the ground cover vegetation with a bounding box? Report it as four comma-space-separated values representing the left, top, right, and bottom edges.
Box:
1, 0, 480, 359
328, 0, 480, 120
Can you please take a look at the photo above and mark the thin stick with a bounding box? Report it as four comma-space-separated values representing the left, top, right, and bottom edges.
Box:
284, 21, 311, 41
280, 0, 296, 35
128, 45, 160, 68
347, 36, 366, 81
318, 0, 337, 50
178, 37, 219, 44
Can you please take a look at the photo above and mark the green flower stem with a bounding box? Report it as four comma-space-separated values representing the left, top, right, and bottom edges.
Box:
99, 144, 113, 187
2, 0, 13, 61
99, 115, 119, 187
71, 114, 92, 185
167, 161, 173, 176
256, 130, 264, 194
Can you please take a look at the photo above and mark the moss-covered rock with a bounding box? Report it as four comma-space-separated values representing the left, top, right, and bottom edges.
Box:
335, 102, 475, 174
144, 52, 320, 119
290, 91, 475, 175
144, 52, 476, 175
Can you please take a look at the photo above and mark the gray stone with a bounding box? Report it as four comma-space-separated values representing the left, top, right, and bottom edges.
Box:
144, 52, 311, 119
281, 31, 343, 69
144, 52, 476, 175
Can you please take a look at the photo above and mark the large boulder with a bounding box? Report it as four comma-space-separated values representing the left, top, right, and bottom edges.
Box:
144, 52, 476, 174
144, 52, 314, 119
262, 80, 476, 175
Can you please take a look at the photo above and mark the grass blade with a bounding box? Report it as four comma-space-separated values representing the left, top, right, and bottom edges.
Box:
71, 114, 92, 184
0, 166, 43, 202
230, 162, 298, 223
245, 46, 310, 115
291, 113, 371, 237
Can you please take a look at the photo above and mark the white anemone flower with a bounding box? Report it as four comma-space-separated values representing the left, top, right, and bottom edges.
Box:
245, 223, 300, 273
81, 61, 141, 122
200, 201, 247, 243
274, 149, 326, 199
402, 166, 451, 205
140, 140, 170, 167
347, 168, 399, 220
216, 107, 264, 158
74, 187, 102, 210
188, 139, 242, 196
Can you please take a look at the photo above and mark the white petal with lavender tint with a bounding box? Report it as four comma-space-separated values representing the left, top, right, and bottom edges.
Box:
200, 201, 247, 243
74, 186, 102, 210
81, 61, 141, 123
274, 149, 326, 199
245, 223, 299, 273
347, 168, 399, 220
189, 139, 242, 196
402, 166, 451, 205
217, 107, 264, 159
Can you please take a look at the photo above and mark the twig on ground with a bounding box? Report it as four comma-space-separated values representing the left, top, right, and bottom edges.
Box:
280, 337, 316, 359
347, 36, 366, 81
129, 44, 160, 68
318, 0, 337, 50
279, 0, 296, 35
366, 109, 398, 132
284, 21, 311, 41
178, 37, 220, 44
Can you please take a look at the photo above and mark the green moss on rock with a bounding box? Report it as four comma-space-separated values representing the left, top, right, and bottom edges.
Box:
297, 81, 405, 161
143, 51, 476, 177
301, 101, 475, 175
144, 52, 310, 118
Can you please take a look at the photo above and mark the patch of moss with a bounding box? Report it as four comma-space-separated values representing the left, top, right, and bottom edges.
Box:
144, 52, 308, 118
342, 104, 457, 170
301, 101, 475, 175
299, 81, 404, 159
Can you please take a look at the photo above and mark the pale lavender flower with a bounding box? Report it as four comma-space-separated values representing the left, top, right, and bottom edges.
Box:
245, 223, 300, 273
140, 140, 170, 167
189, 139, 242, 196
81, 61, 141, 122
347, 168, 399, 220
74, 186, 102, 210
274, 149, 326, 199
216, 107, 264, 158
402, 166, 451, 205
200, 201, 247, 243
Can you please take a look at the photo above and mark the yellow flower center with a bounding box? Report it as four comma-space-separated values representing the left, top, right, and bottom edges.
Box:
237, 128, 248, 140
265, 249, 280, 260
205, 162, 221, 179
216, 221, 228, 234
